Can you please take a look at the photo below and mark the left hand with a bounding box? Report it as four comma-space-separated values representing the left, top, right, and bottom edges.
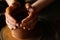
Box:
20, 3, 38, 30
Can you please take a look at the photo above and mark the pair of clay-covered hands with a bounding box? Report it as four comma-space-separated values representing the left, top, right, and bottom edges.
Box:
5, 0, 38, 31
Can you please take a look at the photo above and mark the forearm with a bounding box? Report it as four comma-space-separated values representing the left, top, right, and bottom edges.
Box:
31, 0, 54, 13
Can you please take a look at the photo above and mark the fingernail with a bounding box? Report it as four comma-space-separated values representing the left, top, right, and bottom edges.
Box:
13, 27, 16, 30
15, 23, 19, 26
23, 27, 26, 30
20, 24, 22, 27
29, 8, 34, 12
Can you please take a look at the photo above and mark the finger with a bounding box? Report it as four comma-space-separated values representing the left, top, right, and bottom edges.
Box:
6, 18, 18, 28
22, 15, 38, 27
6, 17, 19, 30
5, 13, 17, 23
22, 17, 38, 30
28, 16, 38, 30
26, 16, 38, 30
25, 3, 34, 14
5, 15, 19, 26
21, 8, 34, 24
7, 24, 16, 30
26, 15, 38, 25
6, 19, 16, 30
5, 7, 16, 23
5, 15, 17, 30
5, 7, 19, 26
21, 15, 38, 30
6, 19, 16, 29
7, 24, 13, 30
26, 17, 38, 30
25, 3, 31, 10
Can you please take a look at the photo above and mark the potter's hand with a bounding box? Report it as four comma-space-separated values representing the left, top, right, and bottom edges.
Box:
5, 6, 28, 30
5, 0, 28, 30
20, 3, 38, 30
5, 0, 20, 30
5, 7, 18, 30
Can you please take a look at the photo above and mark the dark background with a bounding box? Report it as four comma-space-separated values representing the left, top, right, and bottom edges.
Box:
0, 1, 8, 30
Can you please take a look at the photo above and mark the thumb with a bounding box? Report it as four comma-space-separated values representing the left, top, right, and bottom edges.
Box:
21, 3, 34, 24
21, 8, 34, 24
25, 3, 31, 10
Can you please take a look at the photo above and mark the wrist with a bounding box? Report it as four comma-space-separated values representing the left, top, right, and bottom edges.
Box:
31, 0, 54, 13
